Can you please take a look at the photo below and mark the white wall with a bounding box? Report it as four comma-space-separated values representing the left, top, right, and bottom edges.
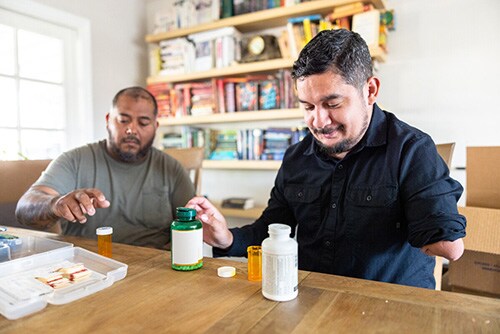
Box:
379, 0, 500, 203
380, 0, 500, 167
31, 0, 149, 140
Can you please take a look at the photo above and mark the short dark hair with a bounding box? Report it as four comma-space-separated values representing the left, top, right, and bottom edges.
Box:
112, 86, 158, 116
292, 29, 373, 90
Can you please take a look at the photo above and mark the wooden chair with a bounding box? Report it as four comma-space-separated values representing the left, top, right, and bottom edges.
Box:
0, 159, 52, 229
164, 147, 205, 195
436, 142, 455, 167
433, 142, 456, 290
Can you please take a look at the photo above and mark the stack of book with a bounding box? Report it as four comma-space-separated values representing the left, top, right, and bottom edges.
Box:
158, 38, 194, 76
209, 130, 239, 160
221, 197, 255, 210
188, 27, 242, 72
147, 83, 173, 118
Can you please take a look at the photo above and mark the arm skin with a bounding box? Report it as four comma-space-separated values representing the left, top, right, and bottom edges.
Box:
15, 185, 110, 229
421, 238, 464, 261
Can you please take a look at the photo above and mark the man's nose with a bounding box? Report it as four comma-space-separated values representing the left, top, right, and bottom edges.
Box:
125, 123, 138, 135
309, 107, 331, 128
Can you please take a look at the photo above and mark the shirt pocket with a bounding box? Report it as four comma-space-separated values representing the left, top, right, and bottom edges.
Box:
284, 184, 321, 231
141, 186, 171, 228
345, 185, 401, 241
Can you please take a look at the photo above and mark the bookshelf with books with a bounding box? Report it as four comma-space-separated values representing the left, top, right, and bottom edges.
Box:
145, 0, 390, 218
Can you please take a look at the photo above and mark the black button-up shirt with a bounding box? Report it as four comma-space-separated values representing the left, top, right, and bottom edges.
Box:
214, 104, 466, 289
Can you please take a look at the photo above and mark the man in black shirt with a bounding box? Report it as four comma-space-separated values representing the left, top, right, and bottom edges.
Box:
187, 29, 466, 288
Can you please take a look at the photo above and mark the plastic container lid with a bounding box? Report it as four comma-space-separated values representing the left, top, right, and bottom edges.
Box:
268, 223, 291, 236
96, 227, 113, 235
217, 266, 235, 278
176, 207, 196, 220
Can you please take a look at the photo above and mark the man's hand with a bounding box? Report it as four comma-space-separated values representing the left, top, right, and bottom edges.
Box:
51, 188, 110, 223
16, 185, 110, 229
186, 196, 233, 249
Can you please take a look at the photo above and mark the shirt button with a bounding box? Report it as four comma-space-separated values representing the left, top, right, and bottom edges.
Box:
338, 164, 343, 170
366, 195, 372, 201
324, 240, 332, 248
331, 203, 336, 209
297, 191, 303, 198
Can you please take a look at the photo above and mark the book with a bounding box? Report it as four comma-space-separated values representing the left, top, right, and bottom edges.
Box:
327, 2, 366, 21
259, 79, 279, 110
352, 9, 381, 50
236, 82, 258, 111
221, 197, 255, 210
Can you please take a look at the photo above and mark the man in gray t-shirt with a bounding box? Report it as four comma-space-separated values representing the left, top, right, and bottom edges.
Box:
16, 87, 195, 249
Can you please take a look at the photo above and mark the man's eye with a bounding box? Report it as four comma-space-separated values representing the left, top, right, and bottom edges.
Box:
303, 105, 314, 111
140, 122, 151, 127
327, 104, 339, 109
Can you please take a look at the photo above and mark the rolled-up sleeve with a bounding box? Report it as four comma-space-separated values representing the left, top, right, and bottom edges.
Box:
400, 136, 466, 248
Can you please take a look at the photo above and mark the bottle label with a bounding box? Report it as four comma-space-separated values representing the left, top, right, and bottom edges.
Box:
172, 229, 203, 266
262, 253, 298, 298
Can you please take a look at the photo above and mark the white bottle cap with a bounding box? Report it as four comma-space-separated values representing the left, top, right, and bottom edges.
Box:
217, 266, 236, 278
96, 227, 113, 235
268, 223, 291, 236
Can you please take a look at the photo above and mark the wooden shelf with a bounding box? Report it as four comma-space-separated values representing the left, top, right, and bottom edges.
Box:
145, 0, 387, 43
158, 109, 303, 126
217, 205, 264, 219
203, 160, 282, 170
148, 45, 385, 84
148, 58, 294, 84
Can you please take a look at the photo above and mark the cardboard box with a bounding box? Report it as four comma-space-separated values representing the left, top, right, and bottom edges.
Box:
448, 206, 500, 297
466, 146, 500, 209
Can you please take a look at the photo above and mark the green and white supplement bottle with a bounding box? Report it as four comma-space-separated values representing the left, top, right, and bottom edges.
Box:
262, 223, 298, 301
171, 207, 203, 271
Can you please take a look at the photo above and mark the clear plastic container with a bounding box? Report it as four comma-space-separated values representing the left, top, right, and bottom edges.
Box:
0, 235, 128, 320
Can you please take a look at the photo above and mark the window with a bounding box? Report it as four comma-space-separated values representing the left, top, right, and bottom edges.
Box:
0, 1, 92, 160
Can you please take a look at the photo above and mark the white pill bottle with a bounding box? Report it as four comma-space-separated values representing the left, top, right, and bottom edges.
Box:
261, 223, 298, 301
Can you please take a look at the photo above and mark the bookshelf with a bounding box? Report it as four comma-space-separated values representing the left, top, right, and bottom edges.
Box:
147, 44, 386, 85
203, 159, 282, 170
217, 205, 265, 219
146, 0, 389, 219
158, 108, 302, 126
146, 0, 387, 43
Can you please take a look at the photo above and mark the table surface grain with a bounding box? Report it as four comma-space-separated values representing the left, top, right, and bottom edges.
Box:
1, 228, 499, 333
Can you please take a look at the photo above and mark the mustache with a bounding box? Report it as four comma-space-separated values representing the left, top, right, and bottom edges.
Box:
121, 136, 140, 144
312, 125, 344, 135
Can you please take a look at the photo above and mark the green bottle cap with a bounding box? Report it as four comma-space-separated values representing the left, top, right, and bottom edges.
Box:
176, 207, 196, 220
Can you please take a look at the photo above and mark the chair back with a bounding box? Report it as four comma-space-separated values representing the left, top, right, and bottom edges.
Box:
0, 159, 51, 203
164, 147, 204, 195
0, 159, 52, 229
433, 143, 456, 290
436, 142, 455, 167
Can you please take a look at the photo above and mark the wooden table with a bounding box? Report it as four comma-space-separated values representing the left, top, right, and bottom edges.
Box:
1, 229, 499, 333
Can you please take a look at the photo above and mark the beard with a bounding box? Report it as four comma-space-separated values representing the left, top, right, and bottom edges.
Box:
107, 130, 155, 163
312, 114, 369, 157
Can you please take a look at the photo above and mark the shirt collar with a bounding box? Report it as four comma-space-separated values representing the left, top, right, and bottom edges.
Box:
303, 103, 387, 157
362, 103, 387, 148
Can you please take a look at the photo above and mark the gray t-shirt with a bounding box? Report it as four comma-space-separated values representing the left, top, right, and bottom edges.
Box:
35, 140, 195, 249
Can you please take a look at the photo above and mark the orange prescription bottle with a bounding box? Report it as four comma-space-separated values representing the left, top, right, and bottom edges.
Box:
247, 246, 262, 281
96, 227, 113, 258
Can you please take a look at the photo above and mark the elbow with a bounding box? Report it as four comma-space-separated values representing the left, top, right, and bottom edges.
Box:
446, 238, 465, 261
15, 200, 27, 226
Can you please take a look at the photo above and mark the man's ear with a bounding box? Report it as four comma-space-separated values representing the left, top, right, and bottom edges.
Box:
105, 113, 110, 124
366, 76, 380, 105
